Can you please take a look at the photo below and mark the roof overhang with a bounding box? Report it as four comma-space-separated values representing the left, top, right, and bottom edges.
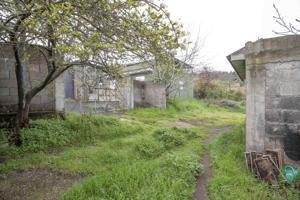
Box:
227, 47, 246, 81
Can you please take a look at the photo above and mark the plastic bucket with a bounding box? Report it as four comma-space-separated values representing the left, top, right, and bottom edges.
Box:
283, 165, 299, 184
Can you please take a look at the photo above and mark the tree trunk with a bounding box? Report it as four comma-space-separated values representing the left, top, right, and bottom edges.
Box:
10, 44, 30, 146
10, 97, 30, 146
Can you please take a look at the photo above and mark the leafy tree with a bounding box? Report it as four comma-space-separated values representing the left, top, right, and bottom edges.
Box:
0, 0, 186, 146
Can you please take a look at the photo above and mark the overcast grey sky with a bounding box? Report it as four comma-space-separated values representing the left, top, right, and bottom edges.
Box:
164, 0, 300, 71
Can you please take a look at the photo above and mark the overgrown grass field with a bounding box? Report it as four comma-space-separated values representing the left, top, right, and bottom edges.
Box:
1, 99, 295, 199
0, 100, 243, 199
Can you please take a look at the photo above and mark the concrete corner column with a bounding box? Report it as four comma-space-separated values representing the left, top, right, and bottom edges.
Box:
55, 73, 65, 112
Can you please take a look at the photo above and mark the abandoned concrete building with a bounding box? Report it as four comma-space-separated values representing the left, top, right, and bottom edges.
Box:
0, 43, 193, 116
64, 60, 193, 112
228, 35, 300, 165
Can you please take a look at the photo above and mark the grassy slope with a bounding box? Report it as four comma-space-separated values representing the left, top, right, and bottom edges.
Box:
0, 100, 244, 199
209, 125, 300, 200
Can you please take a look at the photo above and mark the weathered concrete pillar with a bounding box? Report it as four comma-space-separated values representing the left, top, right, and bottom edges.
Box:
228, 35, 300, 165
118, 76, 133, 110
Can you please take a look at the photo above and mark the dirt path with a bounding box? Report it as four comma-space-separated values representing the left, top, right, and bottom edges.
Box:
193, 125, 233, 200
0, 168, 84, 200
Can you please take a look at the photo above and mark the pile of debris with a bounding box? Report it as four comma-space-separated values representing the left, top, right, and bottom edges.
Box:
245, 149, 283, 185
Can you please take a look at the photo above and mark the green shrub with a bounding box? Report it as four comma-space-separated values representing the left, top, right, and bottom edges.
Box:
153, 128, 185, 149
135, 139, 165, 159
0, 129, 9, 144
164, 153, 203, 177
1, 114, 143, 157
174, 128, 199, 139
21, 119, 72, 152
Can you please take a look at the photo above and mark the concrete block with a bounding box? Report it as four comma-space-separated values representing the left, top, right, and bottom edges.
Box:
265, 96, 280, 109
0, 60, 5, 69
40, 63, 48, 74
265, 122, 288, 136
0, 80, 17, 87
27, 64, 40, 73
281, 110, 300, 123
9, 70, 16, 80
266, 122, 300, 136
280, 80, 300, 96
0, 88, 9, 96
279, 96, 300, 110
0, 96, 18, 104
31, 95, 41, 105
265, 109, 281, 122
29, 71, 44, 81
9, 87, 17, 96
0, 69, 9, 79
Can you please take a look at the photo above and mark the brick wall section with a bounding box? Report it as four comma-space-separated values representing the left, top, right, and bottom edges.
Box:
0, 44, 56, 113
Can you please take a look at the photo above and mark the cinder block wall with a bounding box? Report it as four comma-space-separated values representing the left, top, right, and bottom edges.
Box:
0, 44, 60, 113
169, 72, 194, 99
144, 81, 166, 108
132, 80, 166, 108
245, 36, 300, 163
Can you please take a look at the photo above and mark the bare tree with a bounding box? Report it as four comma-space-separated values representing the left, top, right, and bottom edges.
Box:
193, 66, 214, 99
273, 4, 300, 35
151, 33, 204, 98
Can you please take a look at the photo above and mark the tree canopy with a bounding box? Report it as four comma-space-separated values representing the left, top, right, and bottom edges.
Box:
0, 0, 187, 145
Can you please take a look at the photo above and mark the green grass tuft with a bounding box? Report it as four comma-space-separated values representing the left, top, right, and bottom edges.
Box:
153, 128, 185, 149
209, 124, 300, 200
135, 138, 165, 159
